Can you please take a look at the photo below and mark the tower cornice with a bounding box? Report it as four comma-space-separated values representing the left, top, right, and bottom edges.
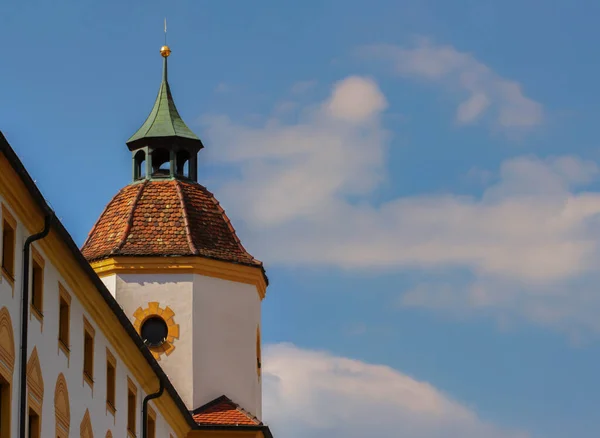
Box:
90, 256, 267, 300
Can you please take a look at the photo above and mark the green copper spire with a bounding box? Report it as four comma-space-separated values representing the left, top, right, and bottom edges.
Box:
126, 46, 203, 151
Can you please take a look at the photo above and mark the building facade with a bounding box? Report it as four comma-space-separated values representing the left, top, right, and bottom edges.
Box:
0, 43, 273, 438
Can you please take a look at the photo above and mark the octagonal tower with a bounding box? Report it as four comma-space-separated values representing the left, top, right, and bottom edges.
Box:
82, 44, 268, 419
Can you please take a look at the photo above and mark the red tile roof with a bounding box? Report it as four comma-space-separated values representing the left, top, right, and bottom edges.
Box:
81, 180, 263, 269
192, 395, 261, 426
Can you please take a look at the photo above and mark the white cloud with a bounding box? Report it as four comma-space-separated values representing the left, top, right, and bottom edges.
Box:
202, 76, 389, 227
401, 273, 600, 336
358, 40, 543, 129
201, 74, 600, 334
457, 92, 491, 123
326, 76, 388, 122
202, 77, 600, 283
263, 344, 529, 438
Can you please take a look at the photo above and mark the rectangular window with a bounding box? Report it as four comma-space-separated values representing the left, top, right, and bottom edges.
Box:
147, 406, 156, 438
1, 205, 16, 282
58, 285, 71, 354
27, 408, 40, 438
0, 376, 11, 438
30, 248, 44, 318
83, 317, 95, 386
127, 378, 137, 436
106, 349, 116, 414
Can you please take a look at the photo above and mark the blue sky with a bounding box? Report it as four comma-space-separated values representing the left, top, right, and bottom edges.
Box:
2, 1, 600, 437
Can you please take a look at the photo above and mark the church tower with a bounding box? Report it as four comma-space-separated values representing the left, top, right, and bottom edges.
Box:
81, 43, 268, 420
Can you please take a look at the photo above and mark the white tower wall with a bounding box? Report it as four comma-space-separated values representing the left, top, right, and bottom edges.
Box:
192, 274, 262, 418
108, 271, 262, 417
112, 273, 195, 407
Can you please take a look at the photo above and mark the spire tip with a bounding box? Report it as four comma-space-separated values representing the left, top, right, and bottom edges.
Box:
161, 18, 171, 57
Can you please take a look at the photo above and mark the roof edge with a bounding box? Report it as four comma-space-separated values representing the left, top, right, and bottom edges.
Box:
193, 424, 274, 438
191, 395, 260, 424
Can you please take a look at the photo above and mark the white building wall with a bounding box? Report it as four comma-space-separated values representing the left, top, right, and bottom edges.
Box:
114, 273, 195, 407
0, 200, 180, 438
111, 272, 262, 418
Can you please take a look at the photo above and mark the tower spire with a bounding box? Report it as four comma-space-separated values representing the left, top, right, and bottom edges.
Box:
126, 39, 202, 151
126, 33, 203, 182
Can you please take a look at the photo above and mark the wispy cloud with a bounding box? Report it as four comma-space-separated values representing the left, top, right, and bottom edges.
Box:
358, 39, 543, 130
202, 76, 599, 283
263, 343, 529, 438
201, 73, 600, 335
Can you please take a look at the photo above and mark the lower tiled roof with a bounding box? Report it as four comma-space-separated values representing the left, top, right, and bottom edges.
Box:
192, 395, 261, 426
81, 179, 263, 270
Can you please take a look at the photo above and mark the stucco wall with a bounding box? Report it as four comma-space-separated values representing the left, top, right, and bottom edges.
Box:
100, 274, 117, 297
114, 272, 195, 407
111, 272, 263, 418
192, 274, 262, 419
0, 200, 180, 437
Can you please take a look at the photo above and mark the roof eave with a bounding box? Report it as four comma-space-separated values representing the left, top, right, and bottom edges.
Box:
193, 424, 274, 437
126, 134, 204, 152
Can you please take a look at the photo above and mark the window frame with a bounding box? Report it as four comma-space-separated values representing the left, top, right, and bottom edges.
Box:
82, 317, 95, 388
58, 284, 71, 358
127, 377, 138, 437
0, 374, 11, 437
1, 204, 16, 287
27, 407, 41, 438
29, 247, 45, 327
147, 405, 156, 438
106, 348, 117, 416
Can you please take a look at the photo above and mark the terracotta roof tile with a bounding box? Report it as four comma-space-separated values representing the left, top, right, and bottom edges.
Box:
192, 395, 261, 426
81, 180, 263, 270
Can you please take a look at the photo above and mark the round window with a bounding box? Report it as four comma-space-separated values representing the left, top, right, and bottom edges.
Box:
141, 316, 168, 347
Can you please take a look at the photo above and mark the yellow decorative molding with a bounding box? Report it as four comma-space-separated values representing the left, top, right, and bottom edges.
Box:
91, 256, 266, 300
0, 150, 191, 437
0, 306, 14, 438
80, 409, 93, 438
133, 302, 180, 361
27, 347, 44, 413
1, 202, 16, 229
31, 245, 45, 268
27, 347, 44, 401
54, 373, 70, 438
0, 307, 15, 377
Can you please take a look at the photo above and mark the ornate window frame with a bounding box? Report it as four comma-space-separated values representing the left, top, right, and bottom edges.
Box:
132, 302, 179, 361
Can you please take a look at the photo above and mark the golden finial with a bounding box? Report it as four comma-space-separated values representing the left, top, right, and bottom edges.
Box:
160, 45, 171, 57
160, 18, 171, 57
